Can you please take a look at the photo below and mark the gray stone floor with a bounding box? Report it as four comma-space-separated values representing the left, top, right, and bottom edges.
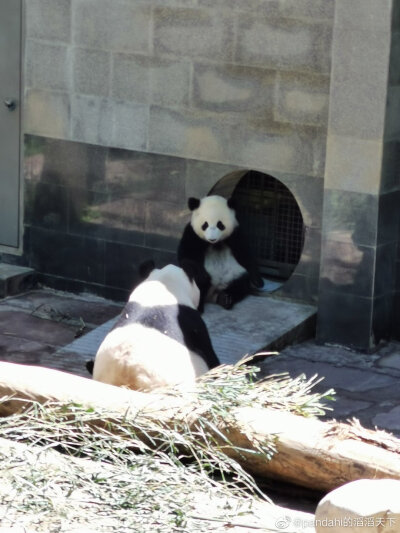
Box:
1, 285, 399, 516
0, 286, 399, 440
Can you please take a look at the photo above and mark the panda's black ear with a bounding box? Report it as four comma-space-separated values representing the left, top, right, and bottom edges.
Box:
139, 259, 155, 280
227, 197, 236, 210
188, 197, 200, 211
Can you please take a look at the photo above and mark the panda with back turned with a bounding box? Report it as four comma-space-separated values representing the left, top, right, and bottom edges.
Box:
91, 260, 219, 391
177, 195, 263, 311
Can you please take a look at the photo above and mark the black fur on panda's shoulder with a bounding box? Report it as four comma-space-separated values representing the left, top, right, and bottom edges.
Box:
114, 300, 219, 370
178, 223, 208, 263
177, 225, 211, 311
225, 228, 263, 288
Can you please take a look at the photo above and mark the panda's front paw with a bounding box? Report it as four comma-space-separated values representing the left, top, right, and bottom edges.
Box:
216, 291, 233, 310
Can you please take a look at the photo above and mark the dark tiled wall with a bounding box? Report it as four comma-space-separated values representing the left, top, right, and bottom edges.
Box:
20, 134, 323, 303
23, 135, 191, 300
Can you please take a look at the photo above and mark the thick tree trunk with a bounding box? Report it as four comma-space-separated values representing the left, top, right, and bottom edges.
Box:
0, 362, 399, 492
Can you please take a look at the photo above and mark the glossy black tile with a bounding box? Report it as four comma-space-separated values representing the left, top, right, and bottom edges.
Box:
319, 239, 375, 297
104, 241, 176, 291
30, 227, 105, 285
372, 293, 395, 345
26, 181, 68, 231
392, 292, 400, 341
68, 187, 146, 245
25, 135, 108, 192
105, 148, 186, 203
374, 242, 397, 297
278, 273, 319, 304
144, 200, 187, 252
294, 226, 322, 279
316, 290, 374, 351
377, 190, 400, 245
322, 189, 379, 247
38, 273, 129, 303
381, 141, 400, 193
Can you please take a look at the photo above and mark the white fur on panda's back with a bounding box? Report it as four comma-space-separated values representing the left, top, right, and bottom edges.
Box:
204, 245, 246, 290
131, 266, 199, 310
93, 323, 209, 391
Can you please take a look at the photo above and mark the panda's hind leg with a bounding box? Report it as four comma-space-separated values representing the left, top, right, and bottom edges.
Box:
216, 273, 251, 309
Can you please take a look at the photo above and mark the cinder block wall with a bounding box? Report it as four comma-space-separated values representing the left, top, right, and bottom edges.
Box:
22, 0, 334, 300
25, 0, 333, 171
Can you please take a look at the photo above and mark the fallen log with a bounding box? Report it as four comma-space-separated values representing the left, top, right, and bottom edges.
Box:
0, 361, 399, 493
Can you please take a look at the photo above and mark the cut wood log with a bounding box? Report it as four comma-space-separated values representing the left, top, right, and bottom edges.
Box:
0, 361, 399, 493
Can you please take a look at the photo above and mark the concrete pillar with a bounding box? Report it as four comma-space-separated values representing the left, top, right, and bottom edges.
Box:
317, 0, 400, 351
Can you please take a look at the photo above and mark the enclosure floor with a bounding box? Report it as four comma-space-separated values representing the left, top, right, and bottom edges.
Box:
1, 287, 400, 441
59, 294, 316, 366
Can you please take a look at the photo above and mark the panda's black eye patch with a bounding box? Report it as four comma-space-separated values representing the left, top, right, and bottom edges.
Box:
201, 222, 209, 231
217, 221, 225, 231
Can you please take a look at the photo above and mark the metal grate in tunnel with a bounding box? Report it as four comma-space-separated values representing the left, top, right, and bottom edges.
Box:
232, 171, 305, 280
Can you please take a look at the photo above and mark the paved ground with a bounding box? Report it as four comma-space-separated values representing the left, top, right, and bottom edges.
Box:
1, 286, 399, 440
0, 286, 399, 514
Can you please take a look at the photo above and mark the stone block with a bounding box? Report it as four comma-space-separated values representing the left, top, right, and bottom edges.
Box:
192, 63, 275, 117
236, 15, 332, 73
73, 48, 110, 97
70, 95, 113, 147
112, 100, 149, 151
274, 72, 330, 127
25, 89, 70, 139
112, 54, 191, 107
150, 57, 191, 107
149, 106, 231, 163
335, 0, 393, 32
273, 0, 335, 21
25, 40, 69, 91
185, 160, 240, 199
315, 479, 400, 533
74, 0, 151, 53
198, 0, 335, 21
153, 7, 234, 62
26, 0, 71, 42
228, 123, 323, 177
325, 135, 383, 194
112, 53, 150, 103
329, 27, 390, 139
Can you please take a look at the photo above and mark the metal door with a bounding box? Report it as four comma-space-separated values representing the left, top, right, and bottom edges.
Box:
0, 0, 22, 249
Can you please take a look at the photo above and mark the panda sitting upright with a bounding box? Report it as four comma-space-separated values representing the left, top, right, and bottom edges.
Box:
178, 195, 263, 311
91, 260, 219, 391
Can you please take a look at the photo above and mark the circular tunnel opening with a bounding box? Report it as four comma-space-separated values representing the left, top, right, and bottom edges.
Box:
211, 170, 305, 290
